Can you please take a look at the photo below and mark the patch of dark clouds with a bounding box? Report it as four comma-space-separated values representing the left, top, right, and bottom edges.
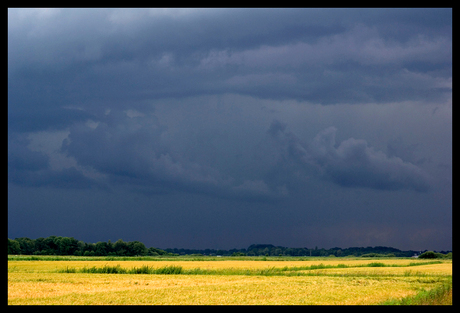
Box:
58, 109, 286, 201
7, 9, 451, 251
7, 116, 440, 198
7, 9, 452, 134
7, 8, 447, 195
8, 133, 94, 189
8, 133, 49, 172
8, 105, 93, 133
267, 120, 431, 192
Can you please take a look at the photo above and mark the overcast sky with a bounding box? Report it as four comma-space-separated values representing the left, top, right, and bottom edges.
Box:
8, 8, 452, 251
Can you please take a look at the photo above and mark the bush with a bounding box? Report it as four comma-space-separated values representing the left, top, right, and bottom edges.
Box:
418, 251, 445, 259
361, 253, 383, 257
368, 262, 386, 267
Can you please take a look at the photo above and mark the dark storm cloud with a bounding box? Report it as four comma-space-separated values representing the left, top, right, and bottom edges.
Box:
268, 120, 431, 192
8, 9, 451, 250
8, 133, 49, 172
60, 108, 285, 200
8, 133, 94, 189
8, 8, 451, 133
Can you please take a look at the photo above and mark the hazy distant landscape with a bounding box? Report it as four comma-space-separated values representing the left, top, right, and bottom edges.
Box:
8, 236, 452, 258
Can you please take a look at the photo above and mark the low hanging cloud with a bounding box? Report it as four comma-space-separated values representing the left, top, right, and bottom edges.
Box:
8, 133, 95, 189
268, 120, 431, 192
62, 110, 226, 189
59, 109, 286, 200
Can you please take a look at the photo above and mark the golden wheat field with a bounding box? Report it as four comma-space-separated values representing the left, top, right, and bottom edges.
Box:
8, 258, 452, 305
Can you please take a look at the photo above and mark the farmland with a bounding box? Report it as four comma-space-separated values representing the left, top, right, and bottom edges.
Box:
8, 256, 452, 305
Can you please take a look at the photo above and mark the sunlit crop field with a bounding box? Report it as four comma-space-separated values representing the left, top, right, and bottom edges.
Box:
8, 258, 452, 305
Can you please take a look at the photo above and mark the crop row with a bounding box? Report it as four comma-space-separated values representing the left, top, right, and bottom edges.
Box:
57, 261, 443, 276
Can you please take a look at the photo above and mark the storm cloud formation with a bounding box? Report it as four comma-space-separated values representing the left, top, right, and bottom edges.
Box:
268, 121, 431, 192
8, 9, 451, 251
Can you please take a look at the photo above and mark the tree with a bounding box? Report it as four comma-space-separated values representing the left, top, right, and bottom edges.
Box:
8, 238, 21, 254
34, 237, 46, 252
418, 251, 445, 259
57, 237, 78, 255
94, 241, 109, 256
147, 247, 160, 256
75, 240, 86, 255
83, 250, 94, 256
83, 243, 96, 256
114, 239, 128, 256
128, 241, 147, 256
418, 251, 436, 259
43, 236, 59, 254
15, 237, 35, 255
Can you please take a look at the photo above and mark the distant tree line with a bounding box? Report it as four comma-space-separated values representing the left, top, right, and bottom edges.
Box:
8, 237, 451, 258
7, 236, 170, 256
165, 244, 452, 258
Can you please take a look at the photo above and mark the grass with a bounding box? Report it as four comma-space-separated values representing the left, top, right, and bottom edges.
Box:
380, 278, 452, 305
8, 254, 339, 261
54, 260, 447, 277
8, 257, 452, 305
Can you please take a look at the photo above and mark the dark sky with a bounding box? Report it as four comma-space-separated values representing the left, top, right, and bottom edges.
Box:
8, 8, 452, 251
